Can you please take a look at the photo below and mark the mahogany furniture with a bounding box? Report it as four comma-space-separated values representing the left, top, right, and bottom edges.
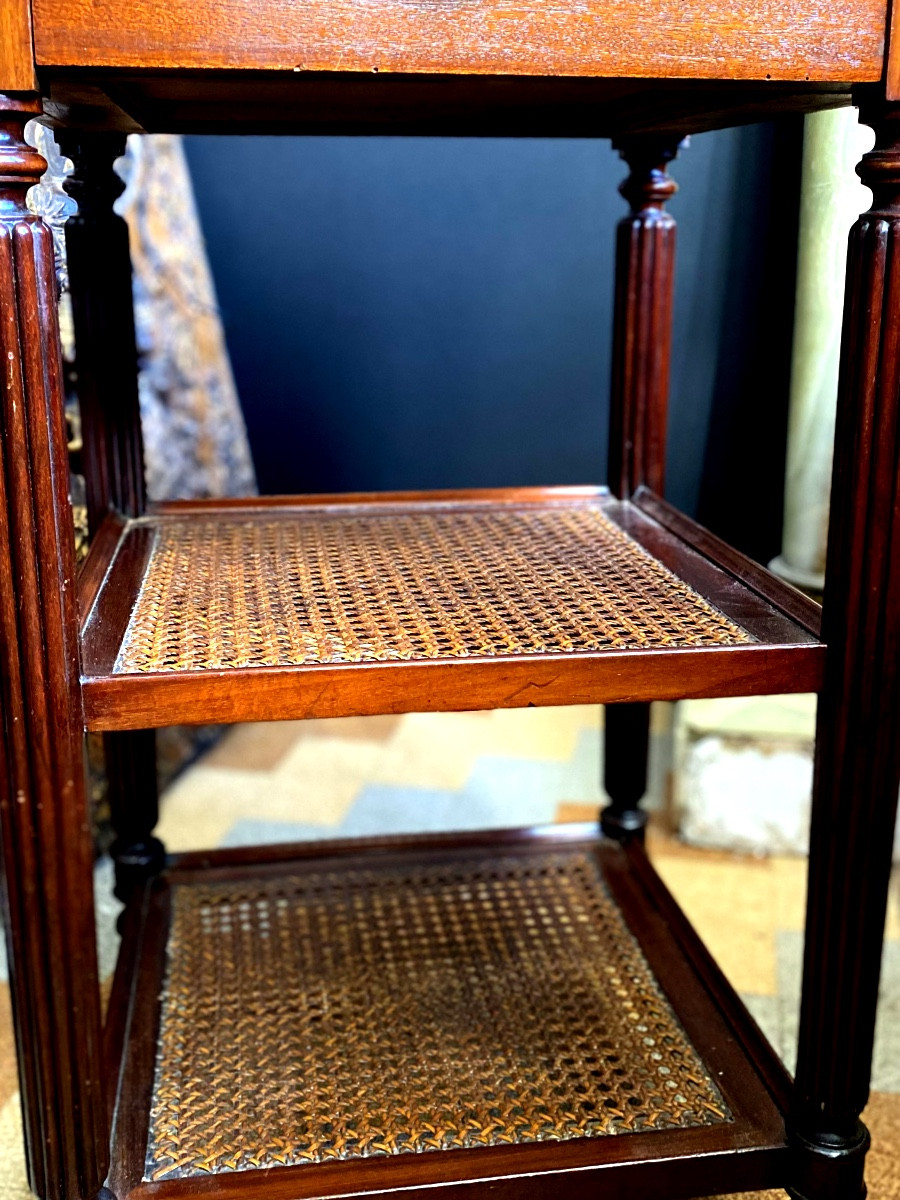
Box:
1, 4, 898, 1199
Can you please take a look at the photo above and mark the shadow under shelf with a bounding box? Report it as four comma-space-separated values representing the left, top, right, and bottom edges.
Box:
78, 484, 824, 731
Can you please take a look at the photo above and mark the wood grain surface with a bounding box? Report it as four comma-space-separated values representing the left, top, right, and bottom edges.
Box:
888, 0, 900, 99
0, 95, 109, 1200
33, 0, 887, 81
0, 0, 36, 91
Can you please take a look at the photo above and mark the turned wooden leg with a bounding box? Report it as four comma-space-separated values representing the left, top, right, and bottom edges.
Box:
602, 702, 651, 839
602, 135, 683, 840
789, 95, 900, 1200
0, 95, 108, 1200
59, 131, 145, 531
104, 729, 165, 907
60, 130, 164, 906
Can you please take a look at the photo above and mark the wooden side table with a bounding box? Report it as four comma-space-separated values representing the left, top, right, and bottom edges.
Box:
0, 3, 897, 1198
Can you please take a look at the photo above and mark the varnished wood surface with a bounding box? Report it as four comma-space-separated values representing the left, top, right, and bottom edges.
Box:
633, 488, 823, 637
603, 139, 680, 842
790, 93, 900, 1195
32, 0, 888, 82
888, 2, 900, 100
105, 826, 790, 1200
81, 646, 824, 731
83, 646, 825, 732
77, 488, 825, 731
0, 96, 108, 1200
0, 0, 37, 91
608, 140, 680, 500
77, 510, 127, 622
153, 485, 607, 512
62, 130, 165, 914
62, 131, 146, 534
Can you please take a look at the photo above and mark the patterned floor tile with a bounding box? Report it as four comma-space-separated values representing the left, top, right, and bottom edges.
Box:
159, 707, 608, 851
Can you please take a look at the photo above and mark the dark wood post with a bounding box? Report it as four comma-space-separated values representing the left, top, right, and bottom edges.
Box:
103, 728, 164, 906
608, 135, 681, 500
789, 95, 900, 1200
602, 701, 652, 838
59, 131, 145, 532
0, 95, 109, 1200
60, 131, 165, 906
602, 136, 682, 841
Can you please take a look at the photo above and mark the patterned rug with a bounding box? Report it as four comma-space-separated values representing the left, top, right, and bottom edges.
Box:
1, 705, 897, 1197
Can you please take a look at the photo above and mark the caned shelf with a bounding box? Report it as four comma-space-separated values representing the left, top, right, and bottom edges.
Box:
78, 485, 824, 730
105, 825, 792, 1200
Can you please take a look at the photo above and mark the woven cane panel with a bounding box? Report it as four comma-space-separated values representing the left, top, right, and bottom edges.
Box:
145, 849, 731, 1181
115, 503, 751, 673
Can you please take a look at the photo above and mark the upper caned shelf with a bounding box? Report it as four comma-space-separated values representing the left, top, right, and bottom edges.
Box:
78, 486, 824, 730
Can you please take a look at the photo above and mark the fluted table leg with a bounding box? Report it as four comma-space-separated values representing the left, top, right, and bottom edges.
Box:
790, 94, 900, 1200
0, 94, 108, 1200
60, 131, 164, 909
602, 136, 683, 841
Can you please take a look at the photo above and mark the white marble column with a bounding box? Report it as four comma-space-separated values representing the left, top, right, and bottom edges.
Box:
676, 108, 899, 863
769, 108, 873, 591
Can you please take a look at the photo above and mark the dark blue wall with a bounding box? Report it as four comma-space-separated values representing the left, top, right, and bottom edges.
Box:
185, 122, 800, 560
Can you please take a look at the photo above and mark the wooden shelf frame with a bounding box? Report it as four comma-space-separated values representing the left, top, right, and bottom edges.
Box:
104, 824, 794, 1200
78, 485, 824, 731
1, 18, 897, 1189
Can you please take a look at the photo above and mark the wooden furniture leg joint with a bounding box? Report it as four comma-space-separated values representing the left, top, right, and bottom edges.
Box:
788, 1120, 871, 1200
602, 136, 682, 843
601, 701, 651, 841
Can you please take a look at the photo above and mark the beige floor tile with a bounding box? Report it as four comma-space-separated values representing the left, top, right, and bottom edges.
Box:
865, 1092, 900, 1199
555, 802, 600, 824
393, 706, 599, 765
651, 852, 785, 996
0, 986, 18, 1112
0, 1096, 30, 1200
160, 707, 604, 851
202, 715, 403, 771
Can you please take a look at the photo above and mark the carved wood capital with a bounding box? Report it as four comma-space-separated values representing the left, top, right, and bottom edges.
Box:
0, 95, 45, 211
613, 136, 686, 214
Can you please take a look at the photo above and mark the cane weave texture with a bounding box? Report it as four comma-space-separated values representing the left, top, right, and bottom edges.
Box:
144, 848, 731, 1181
115, 501, 751, 674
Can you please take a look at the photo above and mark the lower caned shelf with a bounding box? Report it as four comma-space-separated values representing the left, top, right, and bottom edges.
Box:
105, 825, 792, 1200
79, 485, 824, 730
